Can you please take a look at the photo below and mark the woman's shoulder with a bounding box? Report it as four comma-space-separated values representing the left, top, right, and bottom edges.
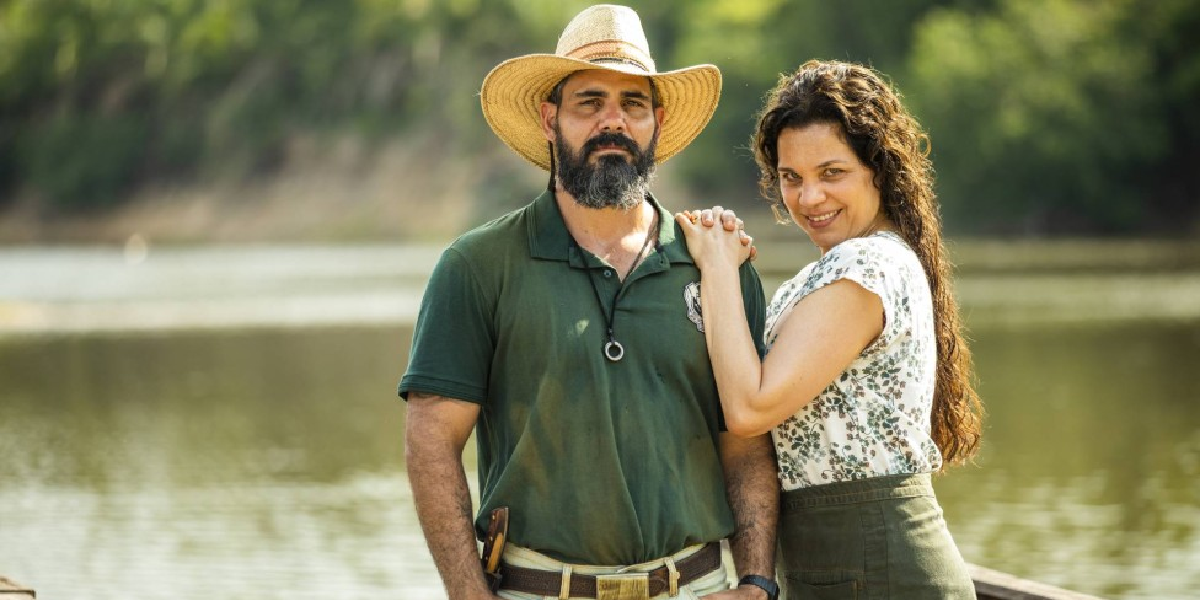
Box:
801, 231, 924, 295
809, 231, 910, 273
826, 230, 909, 258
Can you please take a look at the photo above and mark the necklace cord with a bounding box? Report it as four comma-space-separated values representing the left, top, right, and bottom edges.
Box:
575, 208, 660, 356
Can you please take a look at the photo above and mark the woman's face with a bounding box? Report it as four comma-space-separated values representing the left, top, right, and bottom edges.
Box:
777, 122, 884, 255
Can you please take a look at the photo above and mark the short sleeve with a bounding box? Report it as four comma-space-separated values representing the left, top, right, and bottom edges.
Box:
398, 246, 496, 402
739, 261, 768, 359
797, 237, 902, 350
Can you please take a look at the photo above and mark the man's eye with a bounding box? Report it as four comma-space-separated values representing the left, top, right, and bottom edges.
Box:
823, 168, 842, 177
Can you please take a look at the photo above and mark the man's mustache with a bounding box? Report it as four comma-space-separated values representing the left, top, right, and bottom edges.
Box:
582, 132, 640, 158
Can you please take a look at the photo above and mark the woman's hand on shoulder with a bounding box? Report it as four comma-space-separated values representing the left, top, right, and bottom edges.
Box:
675, 205, 756, 270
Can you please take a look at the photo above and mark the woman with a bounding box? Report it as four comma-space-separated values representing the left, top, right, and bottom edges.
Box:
677, 60, 984, 598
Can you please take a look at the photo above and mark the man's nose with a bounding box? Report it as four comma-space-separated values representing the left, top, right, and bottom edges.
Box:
598, 102, 626, 132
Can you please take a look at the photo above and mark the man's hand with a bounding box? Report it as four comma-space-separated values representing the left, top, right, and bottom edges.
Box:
700, 584, 770, 600
449, 591, 502, 600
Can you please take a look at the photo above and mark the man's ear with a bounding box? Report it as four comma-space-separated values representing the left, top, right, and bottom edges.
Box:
539, 102, 557, 143
654, 105, 665, 129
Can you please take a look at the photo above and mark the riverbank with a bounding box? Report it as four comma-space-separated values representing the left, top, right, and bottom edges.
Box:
3, 240, 1200, 337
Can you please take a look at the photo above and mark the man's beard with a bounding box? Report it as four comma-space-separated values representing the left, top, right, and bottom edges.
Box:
554, 126, 657, 210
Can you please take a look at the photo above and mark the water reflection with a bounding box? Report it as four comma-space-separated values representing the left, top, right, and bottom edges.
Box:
0, 323, 1197, 599
0, 329, 411, 485
0, 328, 443, 599
936, 323, 1200, 598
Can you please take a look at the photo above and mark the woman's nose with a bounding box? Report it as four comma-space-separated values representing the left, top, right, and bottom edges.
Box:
797, 181, 825, 206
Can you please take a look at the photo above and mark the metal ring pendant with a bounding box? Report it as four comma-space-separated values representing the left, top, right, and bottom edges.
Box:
604, 341, 625, 362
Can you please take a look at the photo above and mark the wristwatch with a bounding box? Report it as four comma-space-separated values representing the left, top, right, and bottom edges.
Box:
738, 574, 780, 600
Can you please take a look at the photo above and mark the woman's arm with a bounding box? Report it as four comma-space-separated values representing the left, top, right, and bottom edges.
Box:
676, 208, 885, 436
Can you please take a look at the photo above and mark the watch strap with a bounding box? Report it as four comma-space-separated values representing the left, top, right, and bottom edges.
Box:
738, 574, 780, 600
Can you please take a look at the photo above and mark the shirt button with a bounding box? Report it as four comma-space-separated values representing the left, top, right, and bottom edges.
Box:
604, 269, 614, 278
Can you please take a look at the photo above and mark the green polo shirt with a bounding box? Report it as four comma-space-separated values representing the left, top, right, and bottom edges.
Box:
399, 191, 766, 565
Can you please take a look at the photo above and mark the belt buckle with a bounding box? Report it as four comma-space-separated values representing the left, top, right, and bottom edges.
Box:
595, 572, 650, 600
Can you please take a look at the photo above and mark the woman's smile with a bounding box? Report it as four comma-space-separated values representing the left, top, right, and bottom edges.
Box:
805, 209, 842, 227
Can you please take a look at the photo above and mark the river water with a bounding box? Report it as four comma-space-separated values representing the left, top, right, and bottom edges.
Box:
0, 244, 1197, 599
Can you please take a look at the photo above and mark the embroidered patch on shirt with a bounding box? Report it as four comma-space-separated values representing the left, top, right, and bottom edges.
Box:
684, 281, 704, 332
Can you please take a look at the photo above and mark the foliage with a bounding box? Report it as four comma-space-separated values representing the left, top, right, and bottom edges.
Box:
0, 0, 1196, 234
909, 0, 1198, 233
22, 110, 149, 210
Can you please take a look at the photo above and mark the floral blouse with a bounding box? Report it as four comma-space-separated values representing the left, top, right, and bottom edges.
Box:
766, 231, 943, 490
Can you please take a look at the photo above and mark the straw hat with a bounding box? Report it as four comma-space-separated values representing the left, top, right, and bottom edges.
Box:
480, 4, 722, 171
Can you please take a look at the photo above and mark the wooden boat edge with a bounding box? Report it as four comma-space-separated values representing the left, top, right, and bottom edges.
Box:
970, 563, 1107, 600
0, 567, 1108, 600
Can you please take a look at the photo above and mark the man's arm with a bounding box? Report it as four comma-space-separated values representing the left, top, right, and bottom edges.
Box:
405, 392, 498, 600
719, 432, 779, 599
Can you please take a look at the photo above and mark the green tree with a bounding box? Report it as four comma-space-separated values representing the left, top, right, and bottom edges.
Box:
667, 0, 958, 211
2, 0, 1195, 235
909, 0, 1198, 234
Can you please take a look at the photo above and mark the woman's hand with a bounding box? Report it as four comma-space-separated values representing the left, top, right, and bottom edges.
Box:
675, 205, 756, 271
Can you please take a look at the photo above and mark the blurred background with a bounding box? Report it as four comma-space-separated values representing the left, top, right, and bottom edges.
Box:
1, 0, 1198, 598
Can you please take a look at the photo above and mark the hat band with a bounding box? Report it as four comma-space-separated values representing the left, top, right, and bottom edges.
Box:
588, 56, 652, 72
563, 40, 654, 73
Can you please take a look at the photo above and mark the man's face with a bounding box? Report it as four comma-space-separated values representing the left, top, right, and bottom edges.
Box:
540, 69, 664, 209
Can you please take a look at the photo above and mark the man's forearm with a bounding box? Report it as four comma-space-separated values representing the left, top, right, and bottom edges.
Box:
406, 398, 493, 600
721, 433, 779, 578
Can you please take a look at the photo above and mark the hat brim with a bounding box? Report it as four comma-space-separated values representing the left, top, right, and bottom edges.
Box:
481, 55, 721, 171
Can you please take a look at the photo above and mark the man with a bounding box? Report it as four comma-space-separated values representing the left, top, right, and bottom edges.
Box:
401, 5, 779, 600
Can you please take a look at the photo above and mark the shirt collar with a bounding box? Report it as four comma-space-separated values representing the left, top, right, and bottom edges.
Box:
527, 191, 695, 265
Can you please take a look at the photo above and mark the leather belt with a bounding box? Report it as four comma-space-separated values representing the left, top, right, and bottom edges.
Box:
498, 542, 721, 598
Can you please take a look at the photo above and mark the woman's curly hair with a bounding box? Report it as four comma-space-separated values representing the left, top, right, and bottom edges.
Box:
753, 59, 983, 466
